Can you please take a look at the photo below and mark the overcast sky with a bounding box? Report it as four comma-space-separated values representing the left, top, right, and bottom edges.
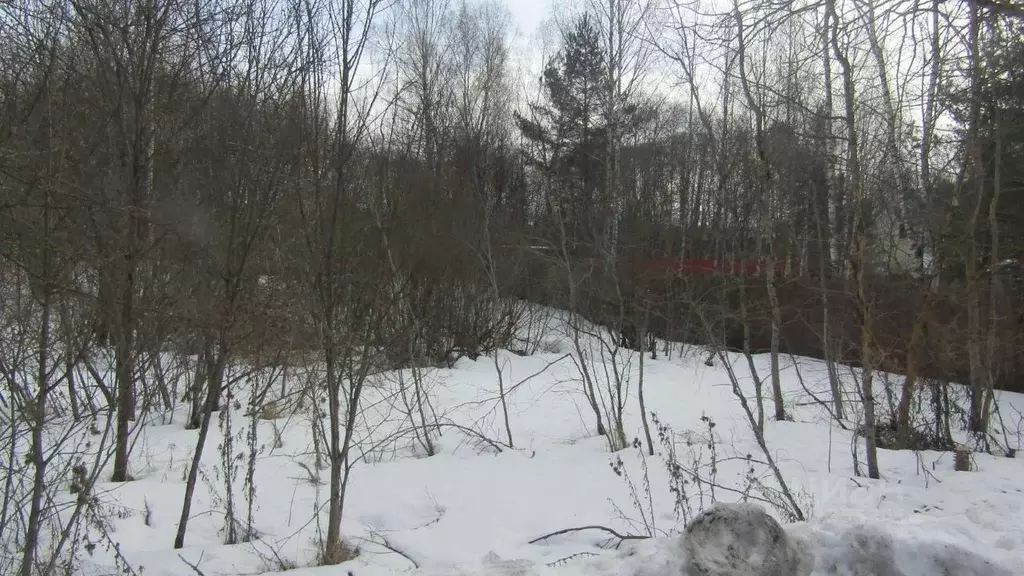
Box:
507, 0, 561, 76
508, 0, 551, 40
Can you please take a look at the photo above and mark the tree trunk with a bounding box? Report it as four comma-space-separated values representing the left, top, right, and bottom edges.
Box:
830, 0, 878, 478
21, 198, 53, 576
964, 4, 986, 434
112, 265, 136, 482
174, 336, 227, 549
324, 340, 345, 563
896, 297, 928, 449
187, 340, 209, 430
766, 257, 786, 421
982, 103, 1002, 434
740, 279, 765, 434
817, 7, 843, 421
638, 305, 654, 456
734, 6, 785, 423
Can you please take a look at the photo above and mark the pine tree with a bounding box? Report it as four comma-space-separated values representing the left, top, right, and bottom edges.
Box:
516, 15, 609, 253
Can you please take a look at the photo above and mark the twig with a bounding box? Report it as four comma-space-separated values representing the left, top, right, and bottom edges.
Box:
546, 551, 600, 567
178, 552, 208, 576
456, 353, 572, 408
528, 525, 647, 548
363, 531, 420, 569
247, 536, 296, 572
434, 421, 508, 452
789, 352, 848, 430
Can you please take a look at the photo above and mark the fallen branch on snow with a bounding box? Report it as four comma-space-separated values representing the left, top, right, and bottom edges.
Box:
528, 525, 647, 549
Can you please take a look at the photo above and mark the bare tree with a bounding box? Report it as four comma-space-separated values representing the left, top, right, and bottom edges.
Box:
291, 0, 390, 563
172, 0, 294, 547
67, 0, 184, 481
827, 0, 879, 478
733, 1, 787, 423
0, 4, 123, 574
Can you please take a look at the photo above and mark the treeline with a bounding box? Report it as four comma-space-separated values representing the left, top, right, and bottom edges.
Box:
1, 0, 1022, 572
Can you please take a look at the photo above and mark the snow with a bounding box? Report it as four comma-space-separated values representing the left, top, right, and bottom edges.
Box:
43, 307, 1024, 576
682, 503, 804, 576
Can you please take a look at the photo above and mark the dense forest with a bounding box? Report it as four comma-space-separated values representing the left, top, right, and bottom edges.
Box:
1, 0, 1022, 572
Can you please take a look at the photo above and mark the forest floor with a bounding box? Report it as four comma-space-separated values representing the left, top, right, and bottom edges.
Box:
75, 307, 1024, 576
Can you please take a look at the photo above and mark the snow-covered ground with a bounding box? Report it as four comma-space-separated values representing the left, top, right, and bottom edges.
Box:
68, 308, 1024, 576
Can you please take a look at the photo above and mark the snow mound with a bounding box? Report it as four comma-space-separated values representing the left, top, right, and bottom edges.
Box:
790, 520, 1016, 576
681, 503, 808, 576
634, 502, 1016, 576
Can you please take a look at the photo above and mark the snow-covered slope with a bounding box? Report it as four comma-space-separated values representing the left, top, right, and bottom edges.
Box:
74, 307, 1024, 576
